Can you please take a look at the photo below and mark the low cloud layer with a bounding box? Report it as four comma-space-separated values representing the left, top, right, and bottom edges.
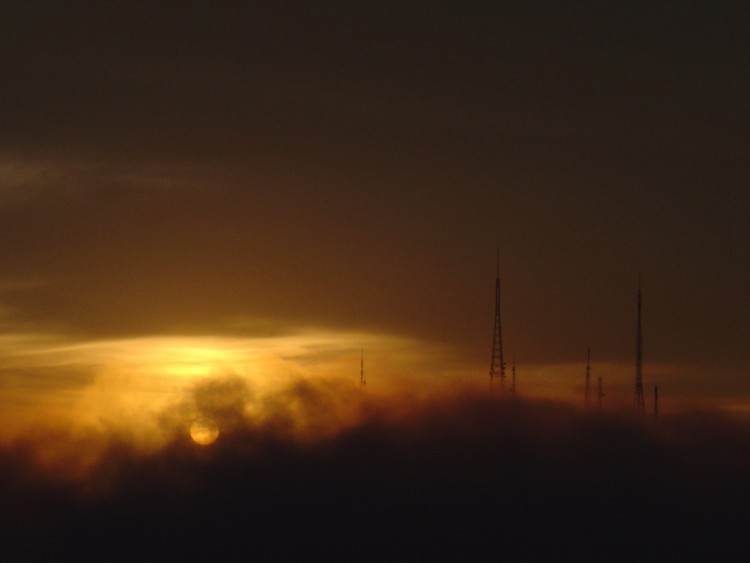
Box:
1, 376, 748, 561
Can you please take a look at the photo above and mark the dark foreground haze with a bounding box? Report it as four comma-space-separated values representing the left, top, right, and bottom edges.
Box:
1, 378, 749, 562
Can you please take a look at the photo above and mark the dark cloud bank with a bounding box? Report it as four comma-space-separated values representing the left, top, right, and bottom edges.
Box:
1, 377, 749, 562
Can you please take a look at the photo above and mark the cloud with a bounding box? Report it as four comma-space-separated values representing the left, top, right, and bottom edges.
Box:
0, 377, 748, 560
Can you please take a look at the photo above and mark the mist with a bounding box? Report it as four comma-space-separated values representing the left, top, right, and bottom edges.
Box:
1, 375, 748, 561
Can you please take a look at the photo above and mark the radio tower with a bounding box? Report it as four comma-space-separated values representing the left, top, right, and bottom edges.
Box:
489, 251, 506, 392
584, 347, 591, 408
635, 275, 645, 414
360, 349, 366, 388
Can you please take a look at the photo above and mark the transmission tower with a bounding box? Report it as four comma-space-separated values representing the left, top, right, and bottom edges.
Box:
489, 251, 506, 392
635, 275, 645, 414
584, 347, 591, 408
360, 349, 366, 388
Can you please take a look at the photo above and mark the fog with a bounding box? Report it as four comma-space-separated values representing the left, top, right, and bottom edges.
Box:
1, 375, 748, 561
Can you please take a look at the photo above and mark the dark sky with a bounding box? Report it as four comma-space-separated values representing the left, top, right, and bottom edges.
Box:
0, 2, 749, 408
1, 6, 750, 559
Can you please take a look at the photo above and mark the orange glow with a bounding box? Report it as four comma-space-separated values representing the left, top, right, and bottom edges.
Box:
0, 329, 449, 445
190, 418, 220, 445
2, 326, 748, 475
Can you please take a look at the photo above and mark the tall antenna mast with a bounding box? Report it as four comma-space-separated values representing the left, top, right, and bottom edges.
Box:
510, 356, 516, 394
654, 383, 659, 418
360, 349, 366, 388
598, 376, 604, 410
584, 347, 591, 408
489, 250, 506, 392
635, 275, 645, 414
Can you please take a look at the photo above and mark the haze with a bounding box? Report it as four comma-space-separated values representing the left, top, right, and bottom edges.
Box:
1, 3, 749, 559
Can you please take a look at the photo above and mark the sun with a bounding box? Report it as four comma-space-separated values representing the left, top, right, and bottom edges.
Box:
189, 418, 220, 445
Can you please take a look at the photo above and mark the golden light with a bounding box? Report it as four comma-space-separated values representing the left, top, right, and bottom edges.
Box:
0, 329, 436, 447
190, 418, 220, 445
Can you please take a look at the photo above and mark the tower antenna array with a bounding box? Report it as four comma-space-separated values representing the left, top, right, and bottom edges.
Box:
360, 349, 366, 388
635, 275, 646, 414
489, 250, 506, 391
584, 347, 591, 408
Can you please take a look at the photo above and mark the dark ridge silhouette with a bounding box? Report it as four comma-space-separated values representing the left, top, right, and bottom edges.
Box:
1, 377, 749, 562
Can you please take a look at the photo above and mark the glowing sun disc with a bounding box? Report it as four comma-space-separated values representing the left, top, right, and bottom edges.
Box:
190, 419, 219, 445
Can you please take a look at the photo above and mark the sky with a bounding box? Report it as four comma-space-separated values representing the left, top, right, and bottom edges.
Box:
1, 3, 749, 426
1, 3, 750, 559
